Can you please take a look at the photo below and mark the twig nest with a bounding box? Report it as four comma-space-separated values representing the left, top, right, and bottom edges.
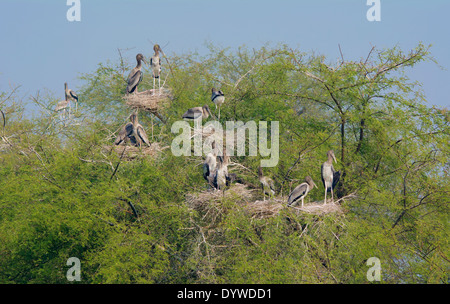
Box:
290, 202, 344, 216
246, 198, 285, 219
186, 183, 258, 208
123, 88, 171, 114
103, 142, 168, 160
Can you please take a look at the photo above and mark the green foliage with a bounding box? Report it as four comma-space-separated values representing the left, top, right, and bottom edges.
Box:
0, 43, 448, 283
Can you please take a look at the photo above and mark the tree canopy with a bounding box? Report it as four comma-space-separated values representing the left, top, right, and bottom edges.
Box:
0, 43, 448, 283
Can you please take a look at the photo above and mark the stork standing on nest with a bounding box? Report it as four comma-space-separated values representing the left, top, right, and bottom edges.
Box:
150, 44, 162, 95
115, 111, 150, 148
182, 105, 214, 121
126, 54, 147, 95
321, 150, 341, 204
211, 88, 225, 120
258, 166, 275, 201
65, 82, 79, 112
214, 155, 229, 191
287, 176, 317, 207
203, 141, 217, 189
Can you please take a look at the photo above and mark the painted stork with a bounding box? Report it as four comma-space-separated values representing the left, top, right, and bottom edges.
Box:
211, 88, 225, 119
150, 44, 162, 94
287, 176, 317, 207
258, 166, 275, 201
65, 82, 79, 112
321, 150, 341, 204
203, 141, 217, 188
182, 105, 214, 121
126, 53, 147, 94
115, 111, 150, 147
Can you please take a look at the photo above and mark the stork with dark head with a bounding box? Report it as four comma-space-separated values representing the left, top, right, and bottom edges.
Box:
115, 111, 150, 148
287, 176, 317, 207
126, 53, 147, 95
321, 150, 341, 204
258, 166, 275, 201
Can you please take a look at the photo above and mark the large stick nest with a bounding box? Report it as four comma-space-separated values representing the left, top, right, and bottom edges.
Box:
103, 142, 168, 160
123, 89, 172, 114
186, 184, 355, 220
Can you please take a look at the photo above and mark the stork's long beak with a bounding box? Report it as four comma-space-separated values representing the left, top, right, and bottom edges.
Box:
313, 182, 318, 189
142, 59, 148, 66
333, 154, 337, 163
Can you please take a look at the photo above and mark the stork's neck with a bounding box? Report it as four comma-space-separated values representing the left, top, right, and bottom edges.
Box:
326, 155, 333, 164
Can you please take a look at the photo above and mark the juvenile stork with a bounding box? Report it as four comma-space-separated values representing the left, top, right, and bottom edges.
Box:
150, 44, 162, 94
55, 98, 70, 119
182, 105, 214, 121
126, 53, 147, 94
287, 176, 317, 207
214, 155, 229, 190
258, 166, 275, 201
65, 82, 79, 112
321, 150, 341, 204
203, 141, 217, 188
211, 88, 225, 119
115, 111, 150, 147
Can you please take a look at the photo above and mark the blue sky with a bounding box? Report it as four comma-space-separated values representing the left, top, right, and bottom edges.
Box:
1, 0, 449, 113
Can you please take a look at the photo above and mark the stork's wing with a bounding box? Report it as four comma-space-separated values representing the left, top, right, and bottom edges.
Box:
137, 125, 150, 146
55, 100, 69, 111
268, 177, 275, 192
288, 182, 308, 206
69, 90, 78, 101
203, 163, 210, 181
114, 122, 133, 145
182, 108, 201, 120
126, 70, 142, 94
332, 170, 341, 190
321, 163, 325, 187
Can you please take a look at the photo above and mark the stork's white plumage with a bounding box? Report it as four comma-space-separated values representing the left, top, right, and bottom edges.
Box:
321, 150, 341, 204
211, 88, 225, 119
150, 44, 162, 94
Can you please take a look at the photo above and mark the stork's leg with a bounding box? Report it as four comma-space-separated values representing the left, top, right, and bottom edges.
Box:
331, 187, 334, 203
301, 197, 304, 208
218, 106, 221, 120
324, 184, 327, 205
153, 77, 156, 94
158, 77, 161, 95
